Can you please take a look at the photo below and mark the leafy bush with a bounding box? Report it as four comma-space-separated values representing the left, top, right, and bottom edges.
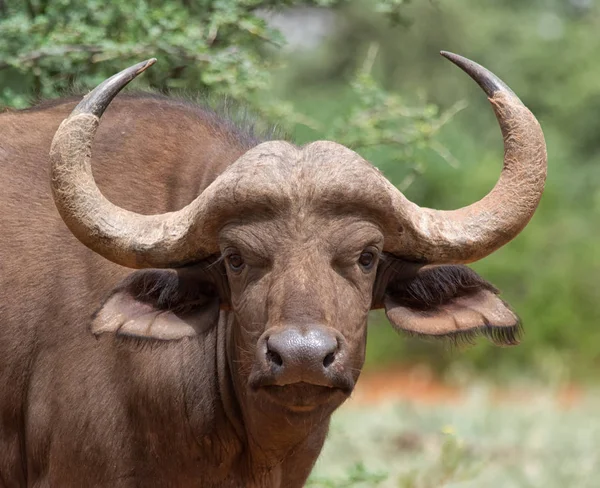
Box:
0, 0, 455, 177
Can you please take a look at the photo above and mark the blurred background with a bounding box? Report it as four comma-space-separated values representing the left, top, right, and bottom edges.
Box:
2, 1, 599, 485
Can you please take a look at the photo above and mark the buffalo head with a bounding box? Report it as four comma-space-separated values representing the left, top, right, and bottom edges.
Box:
48, 53, 546, 414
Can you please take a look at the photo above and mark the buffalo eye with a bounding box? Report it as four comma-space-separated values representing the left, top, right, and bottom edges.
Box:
358, 251, 376, 270
226, 253, 245, 273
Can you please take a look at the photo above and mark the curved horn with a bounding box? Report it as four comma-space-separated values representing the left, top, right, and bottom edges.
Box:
385, 52, 547, 264
49, 59, 216, 268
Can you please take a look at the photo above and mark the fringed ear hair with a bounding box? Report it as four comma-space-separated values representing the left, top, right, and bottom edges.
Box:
378, 264, 521, 347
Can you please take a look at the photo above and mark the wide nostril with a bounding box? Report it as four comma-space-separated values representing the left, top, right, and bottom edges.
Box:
266, 348, 283, 367
322, 351, 336, 368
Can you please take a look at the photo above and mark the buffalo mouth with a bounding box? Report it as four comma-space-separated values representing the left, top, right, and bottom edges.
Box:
256, 382, 351, 412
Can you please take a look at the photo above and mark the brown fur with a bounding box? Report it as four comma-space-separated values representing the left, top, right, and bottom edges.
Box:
0, 95, 520, 487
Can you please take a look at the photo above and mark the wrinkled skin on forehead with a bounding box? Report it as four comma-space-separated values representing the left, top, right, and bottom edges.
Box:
185, 139, 399, 250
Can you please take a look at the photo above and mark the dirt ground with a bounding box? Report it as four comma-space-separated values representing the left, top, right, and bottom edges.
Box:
350, 366, 583, 408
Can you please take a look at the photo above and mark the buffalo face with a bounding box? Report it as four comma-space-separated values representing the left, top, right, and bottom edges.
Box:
223, 214, 383, 411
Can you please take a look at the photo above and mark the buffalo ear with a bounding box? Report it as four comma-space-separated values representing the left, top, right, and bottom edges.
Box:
92, 261, 228, 341
377, 263, 521, 346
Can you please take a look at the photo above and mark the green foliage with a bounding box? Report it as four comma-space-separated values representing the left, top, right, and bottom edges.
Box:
0, 0, 452, 174
323, 43, 466, 190
307, 462, 388, 487
0, 0, 289, 107
288, 42, 465, 188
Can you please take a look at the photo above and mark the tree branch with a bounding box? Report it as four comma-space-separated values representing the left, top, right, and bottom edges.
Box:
25, 0, 36, 19
0, 45, 104, 70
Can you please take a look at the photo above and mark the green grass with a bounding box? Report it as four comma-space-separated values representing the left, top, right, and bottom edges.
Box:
308, 389, 600, 487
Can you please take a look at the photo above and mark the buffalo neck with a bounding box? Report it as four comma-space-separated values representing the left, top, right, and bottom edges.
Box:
223, 314, 333, 472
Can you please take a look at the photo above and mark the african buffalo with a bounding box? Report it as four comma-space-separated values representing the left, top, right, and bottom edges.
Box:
0, 52, 546, 486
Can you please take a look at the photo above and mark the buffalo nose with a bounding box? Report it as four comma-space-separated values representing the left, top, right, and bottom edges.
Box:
265, 327, 342, 384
